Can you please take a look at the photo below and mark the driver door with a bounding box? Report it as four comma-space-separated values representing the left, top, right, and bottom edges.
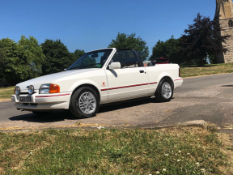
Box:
105, 50, 149, 100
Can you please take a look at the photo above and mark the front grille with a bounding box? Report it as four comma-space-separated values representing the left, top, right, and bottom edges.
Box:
19, 96, 32, 102
20, 92, 29, 94
20, 92, 36, 95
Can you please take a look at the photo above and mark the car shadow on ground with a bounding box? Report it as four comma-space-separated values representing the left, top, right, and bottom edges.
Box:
98, 97, 162, 113
9, 97, 165, 123
9, 111, 76, 123
221, 85, 233, 87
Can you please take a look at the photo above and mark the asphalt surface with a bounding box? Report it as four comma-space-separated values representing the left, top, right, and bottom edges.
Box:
0, 73, 233, 131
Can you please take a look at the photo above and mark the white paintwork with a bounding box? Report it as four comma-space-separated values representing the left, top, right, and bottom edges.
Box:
106, 67, 148, 101
13, 48, 183, 112
109, 62, 121, 69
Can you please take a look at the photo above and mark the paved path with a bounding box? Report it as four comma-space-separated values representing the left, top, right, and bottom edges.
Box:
0, 73, 233, 130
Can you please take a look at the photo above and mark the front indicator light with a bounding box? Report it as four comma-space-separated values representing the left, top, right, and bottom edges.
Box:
49, 84, 60, 93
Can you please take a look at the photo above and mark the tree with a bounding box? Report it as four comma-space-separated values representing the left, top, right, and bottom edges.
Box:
41, 39, 71, 75
179, 13, 230, 66
0, 36, 44, 83
17, 35, 45, 80
0, 38, 18, 82
69, 49, 85, 65
150, 36, 184, 64
108, 33, 149, 61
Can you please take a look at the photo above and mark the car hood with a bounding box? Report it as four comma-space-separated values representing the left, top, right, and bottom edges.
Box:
17, 68, 100, 90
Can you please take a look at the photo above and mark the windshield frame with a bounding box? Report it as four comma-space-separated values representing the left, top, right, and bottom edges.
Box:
67, 49, 113, 70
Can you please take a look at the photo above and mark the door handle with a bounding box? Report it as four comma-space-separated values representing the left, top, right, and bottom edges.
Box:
139, 70, 144, 73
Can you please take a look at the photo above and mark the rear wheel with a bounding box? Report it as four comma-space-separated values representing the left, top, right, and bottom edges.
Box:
69, 87, 99, 118
155, 78, 173, 102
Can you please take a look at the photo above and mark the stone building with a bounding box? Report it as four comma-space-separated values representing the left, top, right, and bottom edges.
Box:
215, 0, 233, 63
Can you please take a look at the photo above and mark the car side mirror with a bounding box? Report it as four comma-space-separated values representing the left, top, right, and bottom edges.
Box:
109, 62, 121, 69
64, 68, 67, 71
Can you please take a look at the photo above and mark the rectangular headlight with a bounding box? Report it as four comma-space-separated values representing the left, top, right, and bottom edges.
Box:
39, 84, 50, 94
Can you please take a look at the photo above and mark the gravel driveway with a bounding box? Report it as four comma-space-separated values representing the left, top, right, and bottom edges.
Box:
0, 73, 232, 130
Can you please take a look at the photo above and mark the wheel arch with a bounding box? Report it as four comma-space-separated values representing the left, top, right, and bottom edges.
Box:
69, 83, 101, 118
157, 75, 174, 91
71, 84, 101, 101
154, 76, 174, 102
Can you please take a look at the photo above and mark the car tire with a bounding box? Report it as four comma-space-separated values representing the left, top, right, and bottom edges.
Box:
70, 86, 99, 119
155, 78, 174, 102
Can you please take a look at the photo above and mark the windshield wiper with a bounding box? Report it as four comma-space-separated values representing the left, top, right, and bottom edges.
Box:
68, 67, 80, 70
80, 63, 101, 68
68, 63, 101, 70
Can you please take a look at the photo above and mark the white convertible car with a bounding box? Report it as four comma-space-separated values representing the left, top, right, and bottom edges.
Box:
12, 48, 183, 118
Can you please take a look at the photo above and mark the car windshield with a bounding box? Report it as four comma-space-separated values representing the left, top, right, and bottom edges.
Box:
67, 49, 113, 70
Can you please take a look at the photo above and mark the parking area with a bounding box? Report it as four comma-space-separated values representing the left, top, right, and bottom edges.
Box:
0, 73, 233, 131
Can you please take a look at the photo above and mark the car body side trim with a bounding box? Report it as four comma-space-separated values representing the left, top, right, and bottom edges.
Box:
101, 82, 157, 91
149, 82, 158, 84
35, 93, 70, 98
174, 78, 183, 81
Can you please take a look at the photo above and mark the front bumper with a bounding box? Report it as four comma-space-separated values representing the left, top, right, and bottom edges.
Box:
12, 92, 72, 111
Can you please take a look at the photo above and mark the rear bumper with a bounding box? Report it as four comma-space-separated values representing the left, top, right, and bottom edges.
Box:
12, 92, 72, 111
174, 78, 183, 89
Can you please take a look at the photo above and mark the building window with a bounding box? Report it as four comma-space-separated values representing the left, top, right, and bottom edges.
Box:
224, 0, 228, 2
228, 20, 233, 27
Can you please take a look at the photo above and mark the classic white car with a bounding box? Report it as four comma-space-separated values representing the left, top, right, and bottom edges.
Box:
12, 48, 183, 118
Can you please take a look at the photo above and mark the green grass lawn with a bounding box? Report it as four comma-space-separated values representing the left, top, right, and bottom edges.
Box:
0, 128, 232, 174
0, 87, 14, 100
181, 62, 233, 78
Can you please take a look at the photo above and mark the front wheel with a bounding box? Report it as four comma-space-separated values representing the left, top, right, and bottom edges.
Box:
155, 78, 173, 102
69, 87, 99, 119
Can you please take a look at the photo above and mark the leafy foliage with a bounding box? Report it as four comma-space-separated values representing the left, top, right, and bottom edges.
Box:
0, 37, 85, 83
151, 13, 230, 66
179, 13, 230, 66
0, 38, 18, 82
41, 39, 72, 75
17, 36, 45, 79
69, 49, 85, 65
108, 33, 149, 61
150, 36, 183, 64
0, 36, 45, 83
73, 49, 85, 61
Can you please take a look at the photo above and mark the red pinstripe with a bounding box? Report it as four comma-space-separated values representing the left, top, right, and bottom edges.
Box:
36, 93, 70, 98
101, 82, 157, 91
174, 78, 183, 81
149, 82, 158, 84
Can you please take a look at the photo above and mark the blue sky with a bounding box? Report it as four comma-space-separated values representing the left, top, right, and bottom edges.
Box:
0, 0, 216, 57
